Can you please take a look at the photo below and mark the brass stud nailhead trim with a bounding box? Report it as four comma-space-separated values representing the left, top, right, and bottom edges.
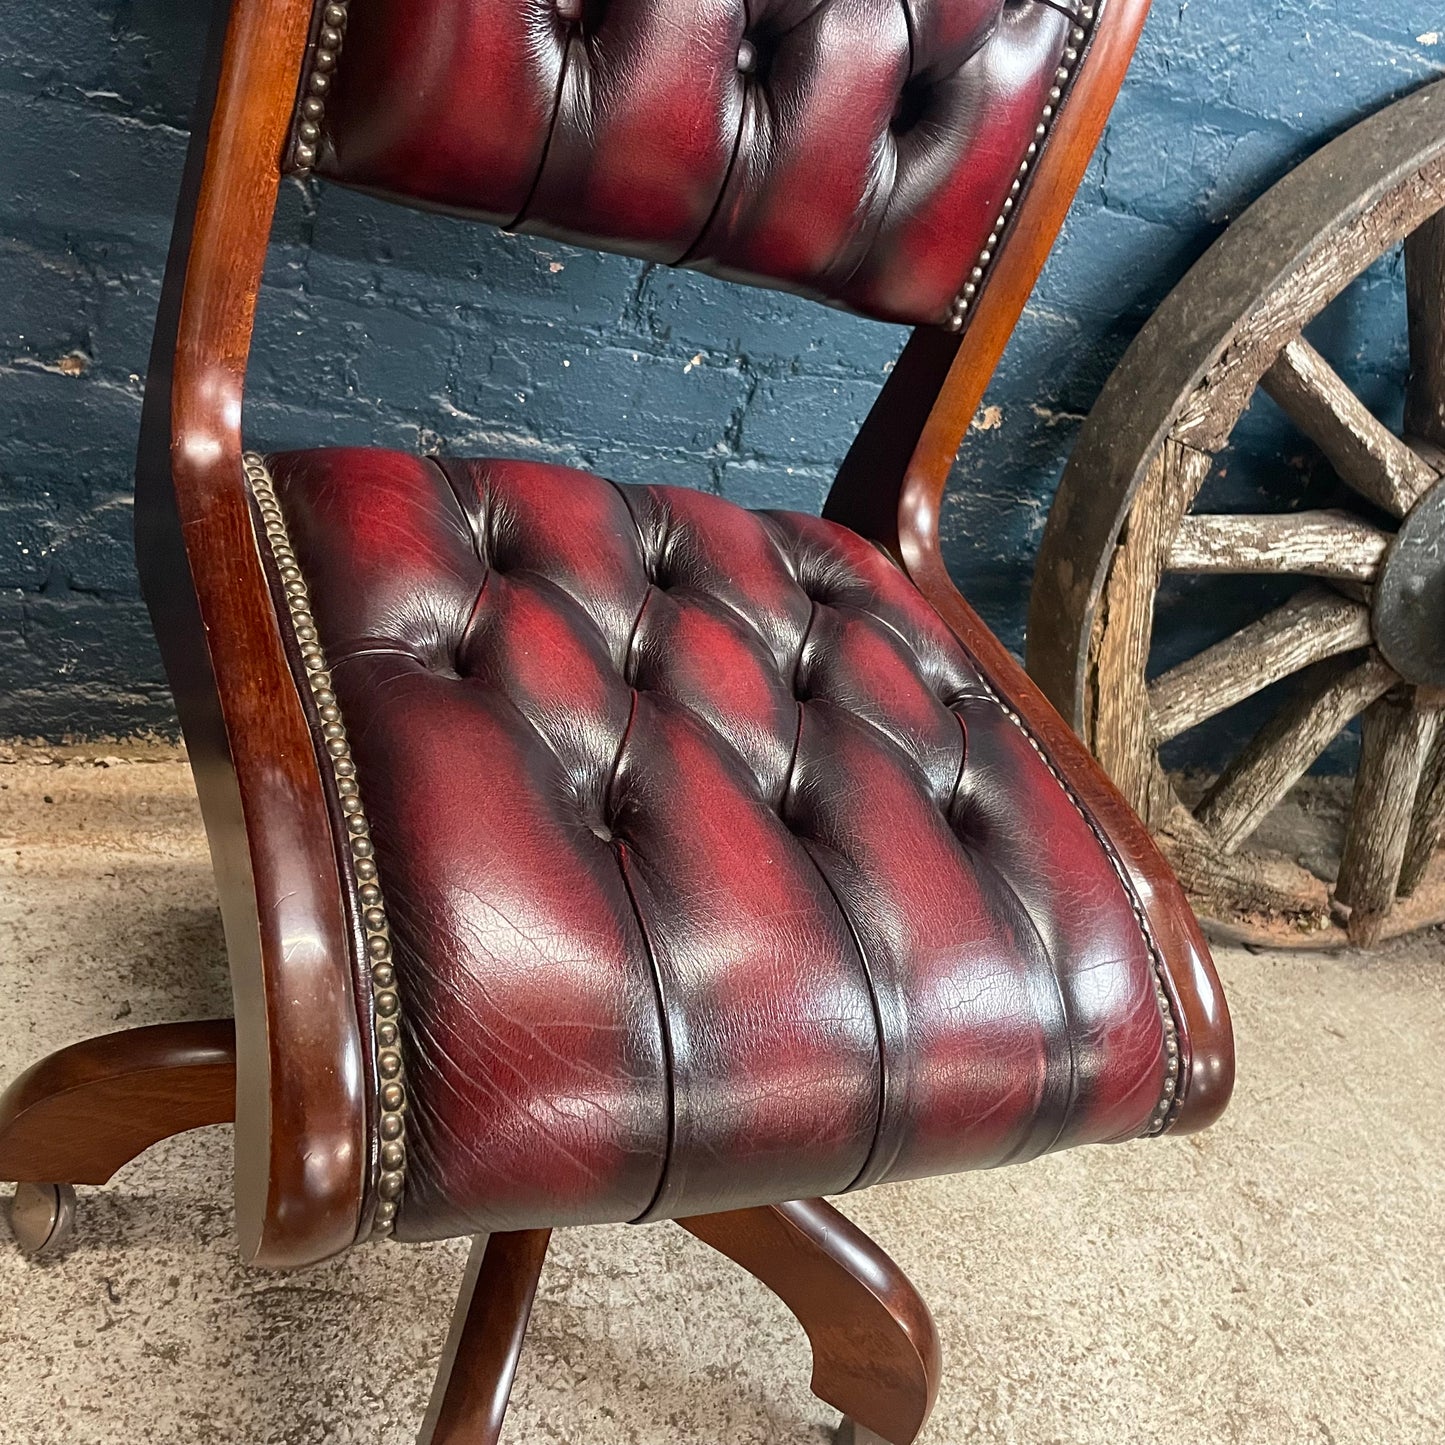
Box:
948, 4, 1096, 331
959, 668, 1183, 1134
291, 0, 1094, 331
243, 451, 410, 1236
942, 0, 1182, 1131
277, 0, 1166, 1128
289, 1, 350, 173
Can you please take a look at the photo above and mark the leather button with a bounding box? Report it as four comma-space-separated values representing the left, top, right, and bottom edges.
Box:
257, 448, 1219, 1231
310, 0, 1079, 325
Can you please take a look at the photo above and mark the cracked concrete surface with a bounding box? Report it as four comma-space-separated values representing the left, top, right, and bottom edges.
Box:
0, 752, 1441, 1444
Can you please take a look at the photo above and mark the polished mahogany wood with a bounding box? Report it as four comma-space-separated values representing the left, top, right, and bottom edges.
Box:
0, 1022, 236, 1185
135, 0, 370, 1269
417, 1229, 553, 1445
679, 1199, 942, 1445
414, 1202, 938, 1445
838, 1421, 892, 1445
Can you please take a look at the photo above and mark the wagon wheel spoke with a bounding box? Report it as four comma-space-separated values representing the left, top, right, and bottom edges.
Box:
1148, 585, 1373, 744
1032, 79, 1445, 949
1195, 653, 1398, 853
1261, 337, 1437, 517
1405, 210, 1445, 453
1335, 694, 1441, 945
1166, 509, 1391, 582
1399, 722, 1445, 897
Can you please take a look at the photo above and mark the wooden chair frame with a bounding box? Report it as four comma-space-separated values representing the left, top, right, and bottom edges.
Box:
127, 0, 1185, 1269
2, 1, 1235, 1439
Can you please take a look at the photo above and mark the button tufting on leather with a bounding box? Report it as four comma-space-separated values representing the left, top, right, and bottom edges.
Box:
307, 0, 1078, 326
890, 79, 930, 135
255, 447, 1185, 1237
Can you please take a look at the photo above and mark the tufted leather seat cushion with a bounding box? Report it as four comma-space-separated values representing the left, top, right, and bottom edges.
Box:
306, 0, 1077, 325
258, 449, 1180, 1241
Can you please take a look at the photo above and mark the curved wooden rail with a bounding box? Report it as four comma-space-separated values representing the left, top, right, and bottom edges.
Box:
0, 1022, 236, 1185
680, 1199, 942, 1445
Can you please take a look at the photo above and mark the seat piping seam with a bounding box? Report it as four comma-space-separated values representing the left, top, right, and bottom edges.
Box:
951, 827, 1078, 1164
429, 455, 489, 570
508, 20, 577, 231
792, 833, 895, 1194
675, 3, 755, 269
777, 671, 891, 1194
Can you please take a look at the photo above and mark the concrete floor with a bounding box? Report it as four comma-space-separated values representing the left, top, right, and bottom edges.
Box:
0, 750, 1441, 1445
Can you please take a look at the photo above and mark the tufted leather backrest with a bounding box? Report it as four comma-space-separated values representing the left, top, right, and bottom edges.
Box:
291, 0, 1093, 327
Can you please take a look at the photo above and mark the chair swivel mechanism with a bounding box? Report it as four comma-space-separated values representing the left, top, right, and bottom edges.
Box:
0, 0, 1233, 1440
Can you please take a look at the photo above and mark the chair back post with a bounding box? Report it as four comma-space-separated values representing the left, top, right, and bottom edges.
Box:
827, 0, 1155, 577
136, 0, 373, 1270
827, 0, 1234, 1135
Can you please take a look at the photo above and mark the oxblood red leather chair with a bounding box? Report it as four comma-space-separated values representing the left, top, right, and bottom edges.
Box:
0, 0, 1233, 1440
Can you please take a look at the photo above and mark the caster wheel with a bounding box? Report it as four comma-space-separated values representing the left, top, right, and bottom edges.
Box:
7, 1182, 77, 1257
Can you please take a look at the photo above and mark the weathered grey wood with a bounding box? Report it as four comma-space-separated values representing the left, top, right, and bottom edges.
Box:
1091, 439, 1212, 821
1177, 171, 1445, 455
1148, 586, 1373, 743
1335, 696, 1440, 945
1026, 77, 1445, 949
1260, 336, 1437, 516
1156, 802, 1335, 939
1166, 510, 1391, 582
1196, 653, 1398, 853
1412, 437, 1445, 474
1031, 79, 1445, 725
1399, 724, 1445, 897
1160, 790, 1445, 951
1327, 578, 1375, 607
1405, 210, 1445, 450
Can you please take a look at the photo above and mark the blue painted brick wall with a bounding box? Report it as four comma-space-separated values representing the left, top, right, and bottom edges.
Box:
1, 1, 1442, 741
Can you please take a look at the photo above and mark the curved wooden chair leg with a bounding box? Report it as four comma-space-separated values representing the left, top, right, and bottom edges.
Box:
417, 1228, 552, 1445
678, 1198, 942, 1445
0, 1020, 236, 1185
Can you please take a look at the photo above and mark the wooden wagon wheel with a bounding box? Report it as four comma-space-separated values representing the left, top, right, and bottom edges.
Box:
1029, 77, 1445, 951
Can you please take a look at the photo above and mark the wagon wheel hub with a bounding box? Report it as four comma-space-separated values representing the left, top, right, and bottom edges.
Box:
1374, 474, 1445, 688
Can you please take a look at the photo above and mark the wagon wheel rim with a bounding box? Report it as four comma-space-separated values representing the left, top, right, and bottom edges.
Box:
1029, 77, 1445, 950
1154, 327, 1444, 946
